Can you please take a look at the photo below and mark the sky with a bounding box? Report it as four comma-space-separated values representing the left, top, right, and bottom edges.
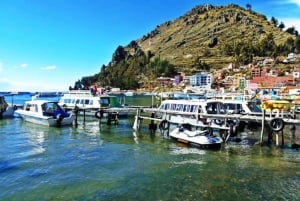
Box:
0, 0, 300, 92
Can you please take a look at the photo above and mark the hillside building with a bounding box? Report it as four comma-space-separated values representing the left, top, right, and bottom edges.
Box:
189, 72, 213, 89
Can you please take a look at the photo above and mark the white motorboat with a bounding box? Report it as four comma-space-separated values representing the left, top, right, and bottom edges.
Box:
58, 90, 127, 117
156, 99, 229, 128
169, 124, 223, 149
0, 95, 15, 118
15, 100, 74, 126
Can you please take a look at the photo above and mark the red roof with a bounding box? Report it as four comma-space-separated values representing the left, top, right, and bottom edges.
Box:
251, 76, 293, 87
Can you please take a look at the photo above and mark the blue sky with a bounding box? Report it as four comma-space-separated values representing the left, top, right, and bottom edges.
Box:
0, 0, 300, 92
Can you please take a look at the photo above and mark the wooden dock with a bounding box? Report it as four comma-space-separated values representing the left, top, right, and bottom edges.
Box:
131, 107, 300, 147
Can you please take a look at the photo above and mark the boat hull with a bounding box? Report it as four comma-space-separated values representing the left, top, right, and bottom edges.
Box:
17, 112, 74, 126
169, 127, 223, 149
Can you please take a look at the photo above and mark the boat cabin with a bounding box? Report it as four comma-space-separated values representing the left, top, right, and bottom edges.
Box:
58, 90, 123, 110
157, 99, 227, 127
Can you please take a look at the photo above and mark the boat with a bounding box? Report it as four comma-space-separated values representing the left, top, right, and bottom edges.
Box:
0, 95, 15, 118
169, 123, 223, 149
156, 99, 229, 128
15, 100, 74, 126
222, 99, 262, 115
153, 98, 240, 140
124, 91, 135, 96
58, 90, 127, 117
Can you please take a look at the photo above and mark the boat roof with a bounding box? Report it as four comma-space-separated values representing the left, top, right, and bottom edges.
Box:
62, 90, 114, 98
25, 100, 58, 104
161, 99, 223, 104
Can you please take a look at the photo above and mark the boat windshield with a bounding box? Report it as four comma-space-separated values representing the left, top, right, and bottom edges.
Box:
206, 102, 226, 114
247, 100, 262, 112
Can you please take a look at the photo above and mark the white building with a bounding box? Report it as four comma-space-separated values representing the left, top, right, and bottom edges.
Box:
189, 72, 213, 89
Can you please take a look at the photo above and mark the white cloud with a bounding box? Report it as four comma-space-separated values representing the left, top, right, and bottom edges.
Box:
288, 0, 300, 7
20, 63, 28, 68
41, 65, 57, 70
282, 18, 300, 31
0, 77, 68, 92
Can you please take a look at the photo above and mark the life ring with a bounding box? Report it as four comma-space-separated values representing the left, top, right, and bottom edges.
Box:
269, 118, 285, 132
95, 111, 102, 119
213, 119, 224, 126
159, 120, 169, 131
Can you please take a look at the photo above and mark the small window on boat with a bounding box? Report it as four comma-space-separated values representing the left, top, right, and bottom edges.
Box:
84, 99, 89, 105
89, 100, 93, 105
171, 104, 177, 111
190, 105, 197, 112
100, 98, 110, 107
206, 103, 218, 114
176, 104, 183, 111
75, 99, 80, 104
183, 105, 190, 112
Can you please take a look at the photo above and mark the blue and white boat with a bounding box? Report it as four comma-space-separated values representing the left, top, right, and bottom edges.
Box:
15, 100, 74, 126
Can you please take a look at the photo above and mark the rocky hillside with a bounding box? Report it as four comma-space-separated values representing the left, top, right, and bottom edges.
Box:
120, 4, 293, 69
85, 4, 298, 90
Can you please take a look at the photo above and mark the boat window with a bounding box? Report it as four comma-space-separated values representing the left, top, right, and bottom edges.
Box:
183, 105, 190, 112
89, 100, 93, 105
247, 101, 262, 112
84, 99, 89, 105
171, 104, 176, 111
224, 103, 242, 112
206, 103, 218, 114
163, 103, 170, 110
75, 99, 80, 104
190, 105, 197, 112
100, 98, 110, 107
25, 104, 32, 111
176, 104, 183, 111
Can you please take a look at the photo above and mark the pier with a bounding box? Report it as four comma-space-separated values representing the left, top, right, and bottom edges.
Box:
131, 107, 300, 147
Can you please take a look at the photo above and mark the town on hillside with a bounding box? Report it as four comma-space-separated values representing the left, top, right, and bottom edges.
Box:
147, 53, 300, 97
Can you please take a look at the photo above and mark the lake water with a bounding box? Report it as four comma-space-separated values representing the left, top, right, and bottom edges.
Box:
0, 94, 300, 201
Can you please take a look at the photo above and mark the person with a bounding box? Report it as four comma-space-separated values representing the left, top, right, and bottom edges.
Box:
92, 85, 98, 96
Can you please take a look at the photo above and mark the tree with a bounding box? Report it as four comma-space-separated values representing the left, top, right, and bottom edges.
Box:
286, 26, 298, 35
270, 16, 278, 27
259, 33, 277, 57
246, 3, 251, 10
295, 36, 300, 53
278, 22, 285, 30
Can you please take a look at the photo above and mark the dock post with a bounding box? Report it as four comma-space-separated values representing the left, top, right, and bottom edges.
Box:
281, 130, 284, 147
149, 112, 157, 133
133, 108, 140, 131
290, 125, 296, 145
276, 132, 279, 146
74, 107, 79, 127
83, 109, 86, 124
260, 110, 265, 144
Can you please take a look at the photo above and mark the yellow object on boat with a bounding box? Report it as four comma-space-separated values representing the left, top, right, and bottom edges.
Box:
261, 100, 291, 111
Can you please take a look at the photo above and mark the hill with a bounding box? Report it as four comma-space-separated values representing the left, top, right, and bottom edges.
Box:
78, 4, 299, 90
137, 4, 294, 69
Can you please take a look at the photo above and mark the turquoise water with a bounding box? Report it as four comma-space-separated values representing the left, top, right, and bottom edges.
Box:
0, 95, 300, 201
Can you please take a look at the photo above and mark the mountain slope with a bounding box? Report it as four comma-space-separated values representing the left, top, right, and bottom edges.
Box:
91, 4, 297, 90
135, 4, 292, 68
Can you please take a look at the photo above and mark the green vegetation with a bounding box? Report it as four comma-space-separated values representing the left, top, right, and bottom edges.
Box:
73, 4, 300, 90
